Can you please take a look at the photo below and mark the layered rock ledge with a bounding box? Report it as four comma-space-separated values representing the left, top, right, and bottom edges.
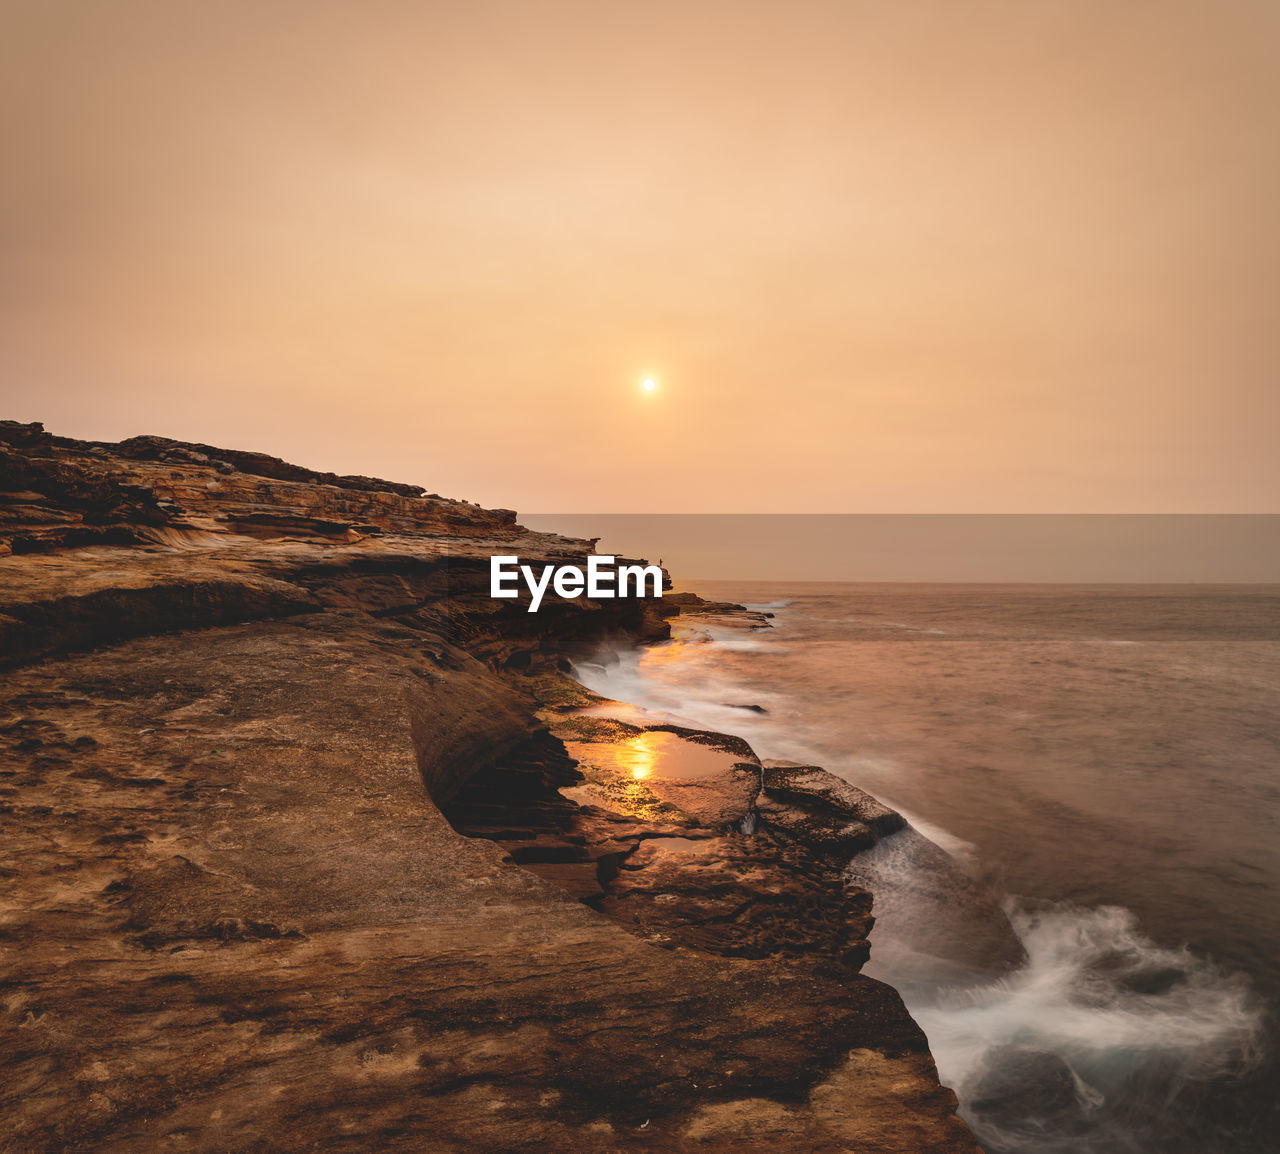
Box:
0, 422, 979, 1152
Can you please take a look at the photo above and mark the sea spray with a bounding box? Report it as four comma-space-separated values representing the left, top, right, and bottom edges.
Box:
845, 829, 1264, 1151
907, 902, 1264, 1153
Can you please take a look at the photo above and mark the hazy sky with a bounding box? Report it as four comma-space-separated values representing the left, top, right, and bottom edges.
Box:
3, 0, 1278, 513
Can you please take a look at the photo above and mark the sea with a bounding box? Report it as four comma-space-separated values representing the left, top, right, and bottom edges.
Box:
571, 582, 1280, 1154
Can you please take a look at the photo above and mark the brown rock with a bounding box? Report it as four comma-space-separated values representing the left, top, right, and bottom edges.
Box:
0, 425, 979, 1152
763, 759, 908, 837
756, 793, 878, 860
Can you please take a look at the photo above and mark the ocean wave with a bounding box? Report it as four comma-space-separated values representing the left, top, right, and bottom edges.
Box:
908, 901, 1265, 1153
574, 636, 786, 732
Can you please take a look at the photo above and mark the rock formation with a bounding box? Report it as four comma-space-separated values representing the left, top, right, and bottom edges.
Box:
0, 421, 979, 1151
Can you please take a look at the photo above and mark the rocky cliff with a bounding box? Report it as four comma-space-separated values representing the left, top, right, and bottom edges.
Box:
0, 421, 979, 1152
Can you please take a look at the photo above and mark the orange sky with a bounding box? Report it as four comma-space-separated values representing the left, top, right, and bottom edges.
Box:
2, 0, 1278, 513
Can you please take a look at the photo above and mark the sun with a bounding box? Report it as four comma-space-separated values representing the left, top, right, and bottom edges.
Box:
641, 377, 657, 393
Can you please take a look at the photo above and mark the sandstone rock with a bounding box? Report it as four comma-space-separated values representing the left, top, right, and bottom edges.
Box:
403, 658, 542, 804
763, 759, 907, 837
756, 793, 878, 860
663, 589, 775, 626
0, 426, 980, 1152
599, 831, 875, 967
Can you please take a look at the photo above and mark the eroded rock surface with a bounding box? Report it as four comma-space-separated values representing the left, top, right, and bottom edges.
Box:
0, 422, 979, 1152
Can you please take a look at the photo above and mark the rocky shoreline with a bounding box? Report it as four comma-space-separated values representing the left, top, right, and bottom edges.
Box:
1, 421, 980, 1151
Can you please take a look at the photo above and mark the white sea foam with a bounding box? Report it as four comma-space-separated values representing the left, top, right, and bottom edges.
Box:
843, 828, 1264, 1150
909, 902, 1264, 1151
573, 634, 786, 736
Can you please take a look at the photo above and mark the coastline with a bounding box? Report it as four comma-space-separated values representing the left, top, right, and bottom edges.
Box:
1, 422, 980, 1151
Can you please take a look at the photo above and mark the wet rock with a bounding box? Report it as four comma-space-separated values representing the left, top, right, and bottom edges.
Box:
756, 794, 878, 861
752, 761, 907, 864
600, 831, 875, 966
662, 591, 747, 611
662, 591, 775, 626
557, 724, 759, 830
444, 730, 875, 969
763, 760, 907, 837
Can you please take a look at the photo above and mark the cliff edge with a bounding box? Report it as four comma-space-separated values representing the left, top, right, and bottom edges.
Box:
0, 421, 978, 1152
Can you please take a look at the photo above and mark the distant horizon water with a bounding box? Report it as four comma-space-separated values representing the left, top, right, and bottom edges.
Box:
522, 514, 1280, 585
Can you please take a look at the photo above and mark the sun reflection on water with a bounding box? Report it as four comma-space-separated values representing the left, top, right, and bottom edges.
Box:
622, 733, 658, 780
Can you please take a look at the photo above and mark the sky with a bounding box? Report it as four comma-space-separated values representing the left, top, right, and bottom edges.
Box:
3, 0, 1279, 514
